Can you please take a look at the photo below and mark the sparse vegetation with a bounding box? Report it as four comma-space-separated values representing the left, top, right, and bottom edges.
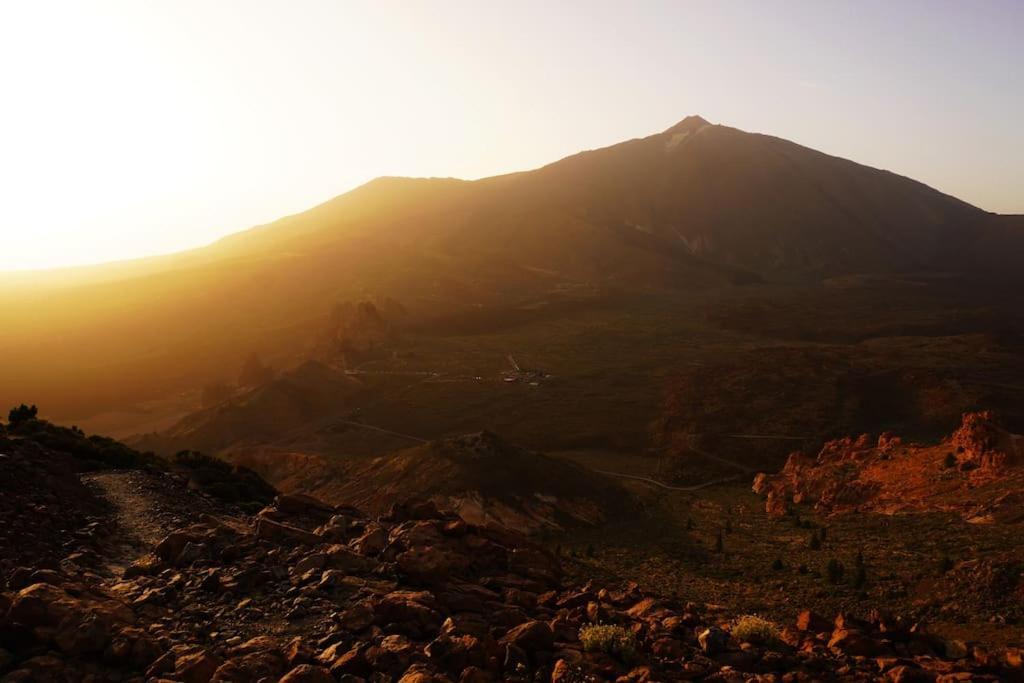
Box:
731, 615, 781, 644
8, 417, 156, 470
172, 450, 276, 511
579, 624, 638, 662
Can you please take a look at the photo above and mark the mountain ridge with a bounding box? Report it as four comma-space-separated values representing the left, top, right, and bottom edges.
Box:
2, 115, 1022, 423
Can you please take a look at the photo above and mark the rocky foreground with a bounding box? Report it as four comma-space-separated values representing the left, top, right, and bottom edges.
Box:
3, 496, 1024, 682
2, 421, 1024, 681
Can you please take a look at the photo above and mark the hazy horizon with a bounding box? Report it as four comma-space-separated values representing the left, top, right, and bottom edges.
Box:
2, 0, 1022, 271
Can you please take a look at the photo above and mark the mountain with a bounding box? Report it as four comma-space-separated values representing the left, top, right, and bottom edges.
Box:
2, 116, 1021, 426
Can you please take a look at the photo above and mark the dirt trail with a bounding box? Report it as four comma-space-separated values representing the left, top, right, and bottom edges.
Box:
82, 472, 168, 575
593, 469, 744, 492
84, 472, 172, 547
81, 470, 230, 576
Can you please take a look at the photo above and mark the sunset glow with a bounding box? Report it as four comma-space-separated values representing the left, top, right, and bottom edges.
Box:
1, 0, 1022, 270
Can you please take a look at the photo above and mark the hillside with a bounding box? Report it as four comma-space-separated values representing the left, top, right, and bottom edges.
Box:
3, 116, 1022, 427
307, 431, 628, 533
3, 416, 1023, 681
133, 360, 366, 456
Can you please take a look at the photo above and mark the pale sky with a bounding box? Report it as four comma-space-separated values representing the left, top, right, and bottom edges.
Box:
1, 0, 1021, 270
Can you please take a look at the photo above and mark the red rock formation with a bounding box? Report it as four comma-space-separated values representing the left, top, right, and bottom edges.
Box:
754, 412, 1023, 520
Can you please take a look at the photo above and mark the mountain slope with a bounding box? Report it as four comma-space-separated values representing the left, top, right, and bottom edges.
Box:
1, 116, 1020, 424
321, 431, 629, 532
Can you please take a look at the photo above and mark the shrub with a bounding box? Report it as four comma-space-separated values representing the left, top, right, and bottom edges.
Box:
10, 418, 156, 470
942, 452, 958, 469
172, 450, 276, 512
174, 450, 232, 473
853, 563, 867, 588
731, 615, 781, 644
579, 624, 638, 662
808, 531, 821, 550
8, 403, 38, 425
771, 558, 784, 571
827, 558, 845, 584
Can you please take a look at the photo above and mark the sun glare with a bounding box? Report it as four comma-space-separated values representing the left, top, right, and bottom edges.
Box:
1, 1, 1021, 270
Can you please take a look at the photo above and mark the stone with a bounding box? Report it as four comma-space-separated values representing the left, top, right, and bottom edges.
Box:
280, 664, 335, 683
351, 525, 389, 556
796, 609, 831, 633
175, 650, 224, 683
255, 518, 322, 545
500, 620, 554, 652
698, 626, 729, 655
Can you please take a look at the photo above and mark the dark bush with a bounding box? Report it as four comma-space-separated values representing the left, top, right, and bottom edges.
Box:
853, 563, 867, 588
10, 419, 156, 470
827, 558, 845, 584
174, 450, 232, 473
171, 451, 276, 512
8, 403, 38, 425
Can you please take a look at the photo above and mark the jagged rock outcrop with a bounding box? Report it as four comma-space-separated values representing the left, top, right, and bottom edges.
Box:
754, 412, 1024, 521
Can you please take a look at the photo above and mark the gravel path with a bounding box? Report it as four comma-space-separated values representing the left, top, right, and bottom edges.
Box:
81, 470, 235, 575
83, 471, 175, 547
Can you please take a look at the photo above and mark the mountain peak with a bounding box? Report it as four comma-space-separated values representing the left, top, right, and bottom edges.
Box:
663, 115, 712, 135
